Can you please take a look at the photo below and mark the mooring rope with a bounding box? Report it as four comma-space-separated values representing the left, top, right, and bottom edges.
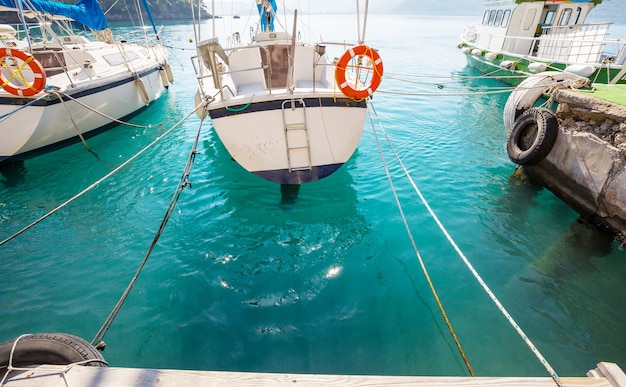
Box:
377, 81, 563, 98
0, 103, 204, 247
368, 101, 565, 387
367, 105, 475, 377
49, 90, 99, 158
91, 109, 206, 349
0, 92, 51, 121
54, 90, 155, 129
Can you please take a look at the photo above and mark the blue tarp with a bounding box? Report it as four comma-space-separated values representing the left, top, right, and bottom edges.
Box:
0, 0, 108, 30
256, 0, 277, 32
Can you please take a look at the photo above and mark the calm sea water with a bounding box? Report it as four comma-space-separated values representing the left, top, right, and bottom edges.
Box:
1, 15, 625, 378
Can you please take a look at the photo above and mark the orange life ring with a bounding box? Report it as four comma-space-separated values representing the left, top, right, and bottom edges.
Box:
0, 48, 46, 97
335, 45, 383, 100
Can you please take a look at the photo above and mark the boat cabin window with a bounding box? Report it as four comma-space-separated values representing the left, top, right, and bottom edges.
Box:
543, 10, 556, 26
488, 10, 497, 26
32, 49, 66, 77
501, 10, 511, 27
559, 9, 572, 26
523, 9, 537, 30
495, 10, 503, 27
261, 45, 289, 89
573, 7, 582, 24
482, 11, 490, 25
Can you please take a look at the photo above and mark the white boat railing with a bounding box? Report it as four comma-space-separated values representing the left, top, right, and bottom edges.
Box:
465, 23, 626, 66
193, 40, 351, 104
535, 23, 611, 63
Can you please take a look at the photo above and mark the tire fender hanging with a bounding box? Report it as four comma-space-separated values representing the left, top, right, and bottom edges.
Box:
507, 107, 558, 165
0, 333, 107, 372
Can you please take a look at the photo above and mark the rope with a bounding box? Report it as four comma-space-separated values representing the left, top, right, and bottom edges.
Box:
0, 92, 51, 121
0, 103, 204, 247
49, 89, 99, 158
377, 88, 517, 97
367, 105, 475, 377
91, 108, 206, 349
368, 101, 565, 387
163, 44, 196, 51
49, 89, 154, 129
377, 80, 569, 98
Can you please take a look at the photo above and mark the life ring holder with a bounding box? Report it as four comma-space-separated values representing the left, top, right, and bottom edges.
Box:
507, 107, 559, 165
335, 44, 383, 100
0, 48, 47, 97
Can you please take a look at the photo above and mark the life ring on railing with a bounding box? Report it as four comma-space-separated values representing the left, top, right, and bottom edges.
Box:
0, 48, 47, 97
0, 333, 107, 371
507, 107, 558, 165
335, 45, 383, 100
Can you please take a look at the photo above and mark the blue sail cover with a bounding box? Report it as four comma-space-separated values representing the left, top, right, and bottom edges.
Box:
0, 0, 108, 30
256, 0, 277, 32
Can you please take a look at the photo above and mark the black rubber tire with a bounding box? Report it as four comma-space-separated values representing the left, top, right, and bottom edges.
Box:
507, 107, 558, 165
0, 333, 107, 371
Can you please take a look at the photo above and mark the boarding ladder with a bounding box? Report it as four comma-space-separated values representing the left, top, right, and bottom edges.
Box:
282, 99, 312, 172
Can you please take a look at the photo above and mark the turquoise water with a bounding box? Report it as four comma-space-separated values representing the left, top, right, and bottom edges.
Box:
1, 15, 625, 378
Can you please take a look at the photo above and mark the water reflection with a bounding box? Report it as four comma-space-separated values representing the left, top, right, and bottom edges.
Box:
279, 184, 300, 206
154, 136, 380, 372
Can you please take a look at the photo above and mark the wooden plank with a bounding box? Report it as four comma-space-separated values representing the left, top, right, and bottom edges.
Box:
0, 365, 619, 387
588, 362, 626, 387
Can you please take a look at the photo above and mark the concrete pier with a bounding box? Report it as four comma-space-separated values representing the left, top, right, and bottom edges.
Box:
522, 85, 626, 243
0, 362, 625, 386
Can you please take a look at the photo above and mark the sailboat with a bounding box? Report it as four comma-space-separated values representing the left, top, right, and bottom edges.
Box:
0, 0, 172, 163
191, 0, 383, 185
458, 0, 626, 86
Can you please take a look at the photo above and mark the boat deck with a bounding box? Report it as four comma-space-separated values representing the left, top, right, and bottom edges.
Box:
2, 362, 625, 387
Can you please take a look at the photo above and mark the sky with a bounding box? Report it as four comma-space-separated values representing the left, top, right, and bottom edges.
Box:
209, 0, 625, 18
208, 0, 409, 16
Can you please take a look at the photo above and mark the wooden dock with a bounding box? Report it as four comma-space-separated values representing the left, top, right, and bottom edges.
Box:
2, 362, 625, 386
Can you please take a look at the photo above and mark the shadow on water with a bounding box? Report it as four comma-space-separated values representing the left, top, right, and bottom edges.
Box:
0, 160, 27, 188
533, 217, 614, 277
279, 184, 300, 206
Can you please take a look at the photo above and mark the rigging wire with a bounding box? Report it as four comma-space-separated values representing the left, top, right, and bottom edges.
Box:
91, 110, 206, 349
367, 101, 565, 387
0, 103, 205, 247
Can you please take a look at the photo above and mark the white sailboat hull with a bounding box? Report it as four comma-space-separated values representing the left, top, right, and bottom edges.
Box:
208, 95, 366, 184
0, 67, 166, 160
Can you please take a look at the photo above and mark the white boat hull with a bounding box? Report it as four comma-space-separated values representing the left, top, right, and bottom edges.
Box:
208, 96, 366, 184
0, 67, 166, 161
